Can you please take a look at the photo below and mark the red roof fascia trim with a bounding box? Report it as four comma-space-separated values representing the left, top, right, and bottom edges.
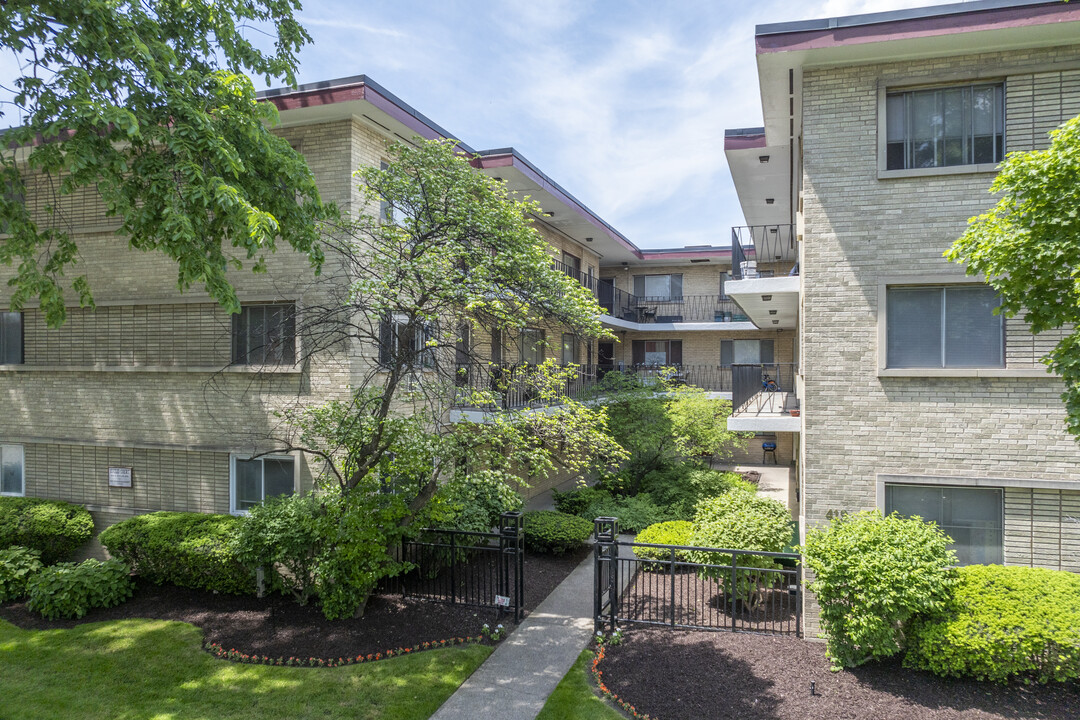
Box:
757, 3, 1080, 53
724, 134, 767, 151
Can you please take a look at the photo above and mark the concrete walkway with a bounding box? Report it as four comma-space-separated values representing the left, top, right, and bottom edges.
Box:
430, 535, 634, 720
428, 551, 596, 720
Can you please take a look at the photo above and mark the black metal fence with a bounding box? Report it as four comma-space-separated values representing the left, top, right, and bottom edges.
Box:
594, 518, 802, 637
381, 512, 524, 622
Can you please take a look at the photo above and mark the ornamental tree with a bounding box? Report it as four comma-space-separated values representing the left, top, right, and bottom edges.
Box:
947, 114, 1080, 437
0, 1, 331, 326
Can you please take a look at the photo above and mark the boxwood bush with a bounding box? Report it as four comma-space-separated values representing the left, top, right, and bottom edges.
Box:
802, 510, 956, 670
26, 558, 133, 620
0, 497, 94, 564
632, 520, 694, 566
522, 511, 593, 555
99, 512, 255, 595
687, 491, 793, 605
905, 565, 1080, 684
0, 546, 44, 602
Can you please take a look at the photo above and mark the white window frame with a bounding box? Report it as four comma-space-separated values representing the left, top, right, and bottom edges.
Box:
877, 79, 1005, 180
0, 444, 24, 496
229, 452, 298, 515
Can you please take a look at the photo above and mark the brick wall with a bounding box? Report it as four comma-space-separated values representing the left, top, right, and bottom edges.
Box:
799, 44, 1080, 634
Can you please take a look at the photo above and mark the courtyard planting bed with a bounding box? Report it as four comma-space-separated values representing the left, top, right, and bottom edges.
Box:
597, 628, 1080, 720
0, 548, 587, 660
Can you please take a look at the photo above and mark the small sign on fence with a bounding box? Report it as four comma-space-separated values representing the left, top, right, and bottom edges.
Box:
493, 595, 510, 607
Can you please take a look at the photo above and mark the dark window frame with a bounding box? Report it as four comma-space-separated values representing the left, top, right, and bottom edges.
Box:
886, 285, 1004, 369
0, 311, 23, 365
232, 304, 297, 366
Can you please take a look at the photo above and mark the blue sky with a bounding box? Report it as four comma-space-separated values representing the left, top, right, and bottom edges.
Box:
273, 0, 940, 249
0, 0, 943, 249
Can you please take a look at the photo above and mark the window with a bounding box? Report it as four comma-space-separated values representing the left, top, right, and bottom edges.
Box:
1, 444, 24, 496
232, 304, 296, 365
885, 483, 1002, 565
886, 83, 1004, 170
519, 328, 545, 365
378, 314, 434, 368
231, 454, 295, 513
719, 272, 730, 300
633, 274, 683, 302
886, 286, 1002, 368
631, 339, 682, 366
379, 161, 406, 226
0, 312, 22, 364
561, 333, 580, 365
721, 339, 774, 366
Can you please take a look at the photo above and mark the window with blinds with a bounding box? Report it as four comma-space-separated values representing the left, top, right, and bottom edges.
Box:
886, 83, 1004, 170
886, 286, 1003, 368
232, 304, 296, 365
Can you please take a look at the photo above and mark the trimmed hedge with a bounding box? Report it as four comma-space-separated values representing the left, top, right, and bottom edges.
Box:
0, 497, 94, 564
0, 546, 44, 602
905, 565, 1080, 684
26, 558, 133, 620
632, 521, 694, 566
522, 511, 593, 555
99, 512, 255, 595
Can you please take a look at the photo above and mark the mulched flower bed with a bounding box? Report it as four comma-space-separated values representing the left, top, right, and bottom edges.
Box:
0, 548, 589, 661
598, 628, 1080, 720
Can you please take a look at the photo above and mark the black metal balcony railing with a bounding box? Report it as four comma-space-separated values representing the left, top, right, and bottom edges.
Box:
553, 258, 751, 324
451, 363, 734, 410
731, 363, 798, 415
731, 225, 797, 280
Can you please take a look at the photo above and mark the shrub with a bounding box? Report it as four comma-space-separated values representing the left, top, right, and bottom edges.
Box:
232, 494, 321, 604
586, 493, 675, 534
99, 512, 255, 595
26, 558, 133, 619
632, 521, 694, 566
522, 511, 593, 554
0, 546, 44, 602
435, 470, 523, 533
552, 485, 611, 518
0, 497, 94, 564
687, 491, 792, 606
905, 565, 1080, 684
640, 466, 754, 519
802, 510, 956, 670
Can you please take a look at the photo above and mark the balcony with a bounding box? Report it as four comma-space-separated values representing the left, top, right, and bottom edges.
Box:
726, 225, 800, 330
551, 258, 751, 328
450, 363, 733, 412
728, 363, 801, 433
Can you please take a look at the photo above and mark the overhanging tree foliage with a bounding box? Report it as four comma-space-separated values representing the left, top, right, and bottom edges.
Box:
947, 114, 1080, 437
242, 139, 627, 617
0, 1, 330, 326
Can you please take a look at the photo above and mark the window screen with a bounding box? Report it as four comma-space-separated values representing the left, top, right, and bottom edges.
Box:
885, 484, 1003, 565
886, 286, 1002, 368
233, 305, 296, 365
0, 312, 22, 364
233, 456, 294, 512
886, 83, 1004, 170
1, 444, 23, 495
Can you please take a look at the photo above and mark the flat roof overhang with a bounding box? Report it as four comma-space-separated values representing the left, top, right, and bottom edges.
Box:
753, 0, 1080, 145
724, 275, 799, 330
724, 128, 792, 228
258, 76, 655, 264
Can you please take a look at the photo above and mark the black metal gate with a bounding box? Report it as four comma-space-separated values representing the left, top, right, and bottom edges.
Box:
382, 511, 524, 622
593, 517, 802, 636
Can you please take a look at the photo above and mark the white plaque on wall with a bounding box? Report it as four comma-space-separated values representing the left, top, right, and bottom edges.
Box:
108, 466, 133, 488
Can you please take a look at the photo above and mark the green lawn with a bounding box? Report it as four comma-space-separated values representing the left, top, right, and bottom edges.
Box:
536, 649, 625, 720
0, 618, 491, 720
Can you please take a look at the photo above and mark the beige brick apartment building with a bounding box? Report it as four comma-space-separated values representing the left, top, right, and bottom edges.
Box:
725, 0, 1080, 631
1, 74, 789, 548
